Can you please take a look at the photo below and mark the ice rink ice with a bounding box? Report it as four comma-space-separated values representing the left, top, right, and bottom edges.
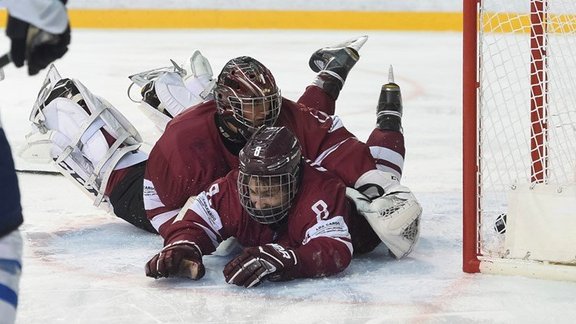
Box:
1, 29, 576, 323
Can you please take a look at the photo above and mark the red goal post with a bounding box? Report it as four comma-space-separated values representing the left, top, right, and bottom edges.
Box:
463, 0, 576, 280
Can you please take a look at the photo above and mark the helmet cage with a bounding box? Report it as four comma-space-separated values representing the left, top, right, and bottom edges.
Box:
238, 170, 299, 225
225, 90, 282, 131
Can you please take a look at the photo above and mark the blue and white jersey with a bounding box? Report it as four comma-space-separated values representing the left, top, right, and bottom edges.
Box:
0, 126, 22, 238
1, 0, 68, 33
0, 230, 22, 324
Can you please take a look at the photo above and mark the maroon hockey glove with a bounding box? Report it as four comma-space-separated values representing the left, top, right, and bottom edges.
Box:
145, 241, 205, 280
223, 244, 298, 288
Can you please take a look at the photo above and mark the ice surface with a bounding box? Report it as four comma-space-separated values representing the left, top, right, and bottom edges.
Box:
1, 30, 575, 323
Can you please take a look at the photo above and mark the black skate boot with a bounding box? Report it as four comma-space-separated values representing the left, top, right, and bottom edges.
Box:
141, 81, 173, 118
309, 35, 368, 100
140, 81, 160, 109
377, 66, 403, 133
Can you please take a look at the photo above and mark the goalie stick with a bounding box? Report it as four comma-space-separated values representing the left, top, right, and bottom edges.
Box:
15, 169, 61, 176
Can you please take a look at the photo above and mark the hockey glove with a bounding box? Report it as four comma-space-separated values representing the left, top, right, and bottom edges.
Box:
6, 12, 71, 76
223, 244, 298, 288
145, 241, 205, 280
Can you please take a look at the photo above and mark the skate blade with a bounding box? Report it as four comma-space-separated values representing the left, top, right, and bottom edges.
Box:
335, 35, 369, 52
128, 65, 175, 87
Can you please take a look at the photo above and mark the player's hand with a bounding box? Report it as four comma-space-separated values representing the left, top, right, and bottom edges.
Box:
223, 244, 299, 288
145, 241, 205, 280
6, 15, 71, 76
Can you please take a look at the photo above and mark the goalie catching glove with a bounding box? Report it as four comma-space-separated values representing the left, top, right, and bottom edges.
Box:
349, 170, 422, 259
145, 240, 205, 280
223, 244, 299, 288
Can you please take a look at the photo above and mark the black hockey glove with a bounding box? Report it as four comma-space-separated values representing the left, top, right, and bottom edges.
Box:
145, 241, 205, 280
223, 244, 299, 288
5, 10, 71, 76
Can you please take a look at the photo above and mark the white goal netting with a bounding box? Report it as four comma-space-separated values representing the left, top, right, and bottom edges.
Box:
477, 0, 576, 265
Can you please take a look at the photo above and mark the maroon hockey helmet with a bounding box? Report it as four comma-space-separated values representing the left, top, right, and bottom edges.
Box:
214, 56, 282, 137
237, 126, 302, 225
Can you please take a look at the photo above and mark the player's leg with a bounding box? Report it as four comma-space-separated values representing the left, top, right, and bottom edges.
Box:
131, 50, 215, 130
299, 35, 368, 115
22, 66, 147, 211
349, 74, 421, 259
309, 35, 367, 100
0, 126, 23, 323
366, 67, 405, 180
0, 230, 22, 324
107, 161, 157, 233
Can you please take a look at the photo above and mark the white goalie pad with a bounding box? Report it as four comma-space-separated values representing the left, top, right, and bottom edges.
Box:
127, 50, 215, 131
23, 65, 147, 206
347, 183, 422, 259
154, 71, 210, 120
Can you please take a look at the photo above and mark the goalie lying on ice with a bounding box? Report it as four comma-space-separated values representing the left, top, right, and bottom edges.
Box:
21, 40, 421, 285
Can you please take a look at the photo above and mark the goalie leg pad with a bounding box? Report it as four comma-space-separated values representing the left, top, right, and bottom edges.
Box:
28, 71, 147, 206
154, 71, 207, 118
346, 185, 422, 259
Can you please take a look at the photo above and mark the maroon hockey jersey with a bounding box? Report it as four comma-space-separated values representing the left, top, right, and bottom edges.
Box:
160, 164, 354, 279
144, 87, 378, 231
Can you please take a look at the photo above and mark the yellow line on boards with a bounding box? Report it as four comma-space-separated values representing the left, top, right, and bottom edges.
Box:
0, 9, 463, 31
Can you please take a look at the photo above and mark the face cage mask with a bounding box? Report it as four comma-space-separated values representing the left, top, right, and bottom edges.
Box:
228, 91, 282, 133
237, 172, 297, 225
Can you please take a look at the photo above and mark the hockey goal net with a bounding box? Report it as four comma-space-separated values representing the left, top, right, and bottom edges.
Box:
463, 0, 576, 280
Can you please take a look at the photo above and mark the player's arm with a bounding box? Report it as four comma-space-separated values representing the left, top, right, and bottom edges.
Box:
3, 0, 68, 33
3, 0, 70, 75
143, 137, 209, 232
223, 178, 353, 288
145, 177, 233, 280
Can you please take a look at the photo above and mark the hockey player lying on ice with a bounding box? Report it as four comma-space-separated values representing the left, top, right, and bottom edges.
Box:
144, 126, 421, 287
22, 37, 421, 285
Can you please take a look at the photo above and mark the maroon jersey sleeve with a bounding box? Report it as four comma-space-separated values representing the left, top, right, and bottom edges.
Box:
157, 174, 235, 254
158, 165, 355, 279
278, 99, 377, 188
143, 102, 238, 231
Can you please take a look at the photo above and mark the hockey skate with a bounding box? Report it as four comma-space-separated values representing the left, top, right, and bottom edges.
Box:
376, 66, 403, 132
309, 35, 367, 76
309, 35, 368, 99
127, 50, 215, 130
